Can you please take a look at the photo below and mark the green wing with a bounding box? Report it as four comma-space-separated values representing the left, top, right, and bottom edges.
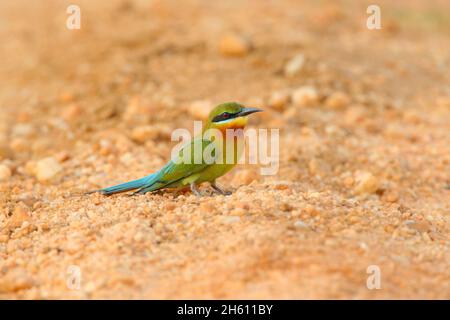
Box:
135, 138, 216, 194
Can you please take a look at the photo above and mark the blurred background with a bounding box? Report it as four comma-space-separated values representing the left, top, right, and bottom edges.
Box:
0, 0, 449, 299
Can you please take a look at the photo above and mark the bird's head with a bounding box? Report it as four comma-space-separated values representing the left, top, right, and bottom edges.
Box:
205, 102, 262, 131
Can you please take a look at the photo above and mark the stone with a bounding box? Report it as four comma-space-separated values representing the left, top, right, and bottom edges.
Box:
220, 215, 241, 224
325, 91, 351, 109
405, 220, 431, 233
353, 171, 379, 195
0, 272, 34, 293
284, 54, 305, 77
218, 34, 251, 57
187, 100, 214, 120
12, 124, 35, 138
123, 96, 154, 123
62, 104, 83, 121
131, 125, 172, 143
35, 157, 62, 182
293, 220, 309, 229
292, 86, 319, 107
269, 90, 290, 111
131, 126, 157, 143
0, 164, 12, 181
8, 206, 31, 229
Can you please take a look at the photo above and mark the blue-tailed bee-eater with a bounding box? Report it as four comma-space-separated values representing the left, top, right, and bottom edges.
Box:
91, 102, 262, 196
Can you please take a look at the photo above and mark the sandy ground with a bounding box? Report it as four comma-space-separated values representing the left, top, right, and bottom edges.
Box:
0, 0, 449, 299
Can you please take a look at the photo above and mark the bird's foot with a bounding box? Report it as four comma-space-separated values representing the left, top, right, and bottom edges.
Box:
210, 182, 232, 196
190, 182, 207, 196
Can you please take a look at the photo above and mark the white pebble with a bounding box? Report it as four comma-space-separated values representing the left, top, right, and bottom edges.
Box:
0, 164, 12, 181
35, 157, 62, 182
284, 54, 305, 77
293, 220, 309, 229
221, 216, 241, 224
292, 86, 319, 107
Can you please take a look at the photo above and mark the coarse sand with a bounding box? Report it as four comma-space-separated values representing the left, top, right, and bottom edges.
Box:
0, 0, 449, 299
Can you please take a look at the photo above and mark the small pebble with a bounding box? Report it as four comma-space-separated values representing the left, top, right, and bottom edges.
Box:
218, 34, 251, 57
291, 86, 319, 107
131, 126, 157, 143
293, 220, 309, 229
0, 273, 34, 293
133, 232, 145, 242
232, 169, 258, 185
325, 91, 351, 109
12, 124, 35, 138
10, 138, 28, 153
0, 164, 12, 181
405, 220, 431, 233
284, 54, 305, 77
230, 208, 247, 216
353, 171, 379, 195
7, 206, 31, 229
123, 96, 153, 123
187, 100, 214, 120
269, 90, 290, 111
385, 190, 399, 202
220, 216, 241, 224
35, 157, 62, 182
0, 235, 9, 243
62, 104, 83, 121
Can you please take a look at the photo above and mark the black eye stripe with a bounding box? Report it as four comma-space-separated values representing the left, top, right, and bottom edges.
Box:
212, 112, 238, 123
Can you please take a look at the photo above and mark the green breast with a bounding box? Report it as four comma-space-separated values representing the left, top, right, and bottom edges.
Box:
195, 134, 244, 183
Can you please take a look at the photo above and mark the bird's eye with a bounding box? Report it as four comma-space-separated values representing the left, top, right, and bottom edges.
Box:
212, 111, 235, 123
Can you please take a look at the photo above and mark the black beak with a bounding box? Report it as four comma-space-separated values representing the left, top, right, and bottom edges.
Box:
238, 107, 263, 117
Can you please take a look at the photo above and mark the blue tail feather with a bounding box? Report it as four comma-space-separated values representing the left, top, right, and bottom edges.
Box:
98, 174, 156, 195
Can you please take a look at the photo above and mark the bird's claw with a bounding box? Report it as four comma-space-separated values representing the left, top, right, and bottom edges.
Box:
210, 183, 232, 196
190, 182, 206, 196
190, 182, 232, 196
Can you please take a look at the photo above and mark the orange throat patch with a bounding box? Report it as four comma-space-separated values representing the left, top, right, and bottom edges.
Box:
213, 116, 248, 133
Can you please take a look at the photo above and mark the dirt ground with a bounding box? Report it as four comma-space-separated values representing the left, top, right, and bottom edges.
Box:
0, 0, 449, 299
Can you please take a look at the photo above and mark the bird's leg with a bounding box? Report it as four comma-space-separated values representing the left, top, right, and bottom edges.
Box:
190, 182, 203, 196
210, 181, 232, 196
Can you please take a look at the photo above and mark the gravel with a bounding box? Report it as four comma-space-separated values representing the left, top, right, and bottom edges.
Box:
0, 0, 448, 300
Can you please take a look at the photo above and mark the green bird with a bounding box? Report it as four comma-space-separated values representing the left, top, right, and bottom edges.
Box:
93, 102, 262, 196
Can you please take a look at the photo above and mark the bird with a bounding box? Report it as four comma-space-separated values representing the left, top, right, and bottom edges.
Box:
91, 102, 262, 196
